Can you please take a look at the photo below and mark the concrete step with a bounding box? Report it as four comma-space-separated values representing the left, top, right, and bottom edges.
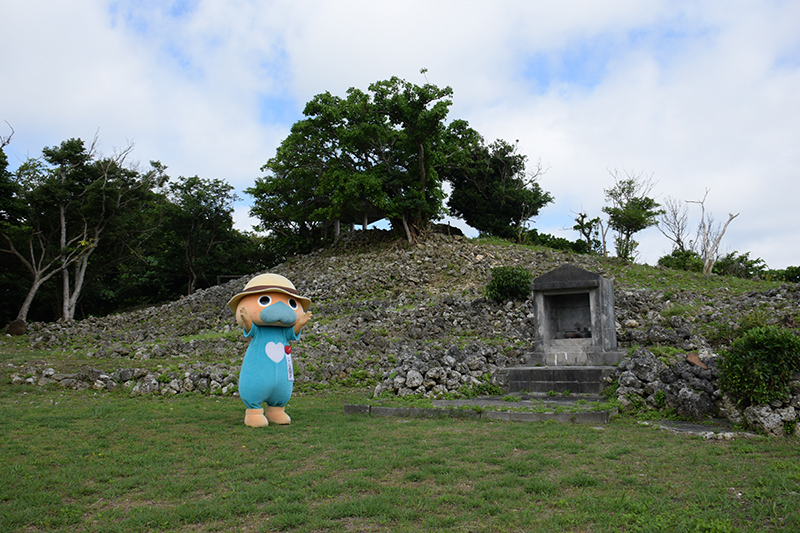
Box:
499, 366, 616, 394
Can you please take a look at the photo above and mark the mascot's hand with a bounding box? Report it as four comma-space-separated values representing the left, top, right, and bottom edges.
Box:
295, 310, 313, 334
237, 305, 253, 330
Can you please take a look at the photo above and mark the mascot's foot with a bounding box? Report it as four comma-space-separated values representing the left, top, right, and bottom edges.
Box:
266, 406, 291, 425
244, 408, 268, 427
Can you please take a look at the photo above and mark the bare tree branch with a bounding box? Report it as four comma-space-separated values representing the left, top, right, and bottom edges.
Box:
658, 196, 690, 252
687, 189, 739, 275
1, 121, 13, 149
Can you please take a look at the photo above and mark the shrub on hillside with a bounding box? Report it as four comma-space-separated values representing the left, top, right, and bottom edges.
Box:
702, 309, 771, 347
521, 229, 591, 254
657, 250, 704, 272
485, 266, 533, 302
718, 326, 800, 407
785, 266, 800, 283
713, 251, 767, 279
768, 265, 800, 283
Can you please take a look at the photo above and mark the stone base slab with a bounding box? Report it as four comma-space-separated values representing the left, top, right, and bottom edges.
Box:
344, 404, 616, 423
498, 366, 618, 394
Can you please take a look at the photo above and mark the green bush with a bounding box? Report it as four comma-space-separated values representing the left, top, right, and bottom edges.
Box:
785, 266, 800, 283
521, 229, 591, 254
702, 309, 771, 347
768, 265, 800, 283
713, 251, 767, 279
485, 266, 533, 302
657, 249, 704, 272
718, 326, 800, 407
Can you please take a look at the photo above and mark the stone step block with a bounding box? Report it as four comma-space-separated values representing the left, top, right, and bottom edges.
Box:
498, 366, 616, 394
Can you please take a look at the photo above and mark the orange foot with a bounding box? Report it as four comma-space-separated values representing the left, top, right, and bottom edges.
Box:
266, 406, 291, 425
244, 408, 268, 427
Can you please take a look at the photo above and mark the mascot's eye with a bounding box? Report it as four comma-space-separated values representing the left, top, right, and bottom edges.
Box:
258, 295, 272, 306
288, 298, 298, 309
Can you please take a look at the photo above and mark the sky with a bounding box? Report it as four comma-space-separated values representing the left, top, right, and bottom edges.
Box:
2, 1, 799, 269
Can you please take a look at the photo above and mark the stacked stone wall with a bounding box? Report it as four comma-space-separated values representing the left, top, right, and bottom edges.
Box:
616, 348, 800, 437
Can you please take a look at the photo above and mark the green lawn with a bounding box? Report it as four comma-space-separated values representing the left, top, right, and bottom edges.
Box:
1, 384, 798, 532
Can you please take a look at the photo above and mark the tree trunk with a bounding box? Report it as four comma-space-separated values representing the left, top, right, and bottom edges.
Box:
598, 220, 610, 258
701, 213, 739, 276
401, 214, 413, 244
417, 143, 427, 192
63, 252, 93, 321
60, 204, 69, 319
61, 268, 71, 321
688, 190, 739, 276
16, 279, 45, 323
2, 233, 64, 323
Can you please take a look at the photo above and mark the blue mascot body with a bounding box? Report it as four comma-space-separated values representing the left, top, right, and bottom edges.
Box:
227, 274, 312, 427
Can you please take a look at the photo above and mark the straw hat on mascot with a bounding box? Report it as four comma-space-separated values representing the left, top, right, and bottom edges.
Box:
227, 274, 312, 427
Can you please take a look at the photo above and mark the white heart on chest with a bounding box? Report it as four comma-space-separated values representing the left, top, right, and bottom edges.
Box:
264, 342, 286, 363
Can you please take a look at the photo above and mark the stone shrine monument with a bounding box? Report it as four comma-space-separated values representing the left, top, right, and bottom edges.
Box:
526, 264, 624, 366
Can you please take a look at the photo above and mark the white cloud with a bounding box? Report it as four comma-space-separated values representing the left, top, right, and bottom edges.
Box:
2, 0, 799, 268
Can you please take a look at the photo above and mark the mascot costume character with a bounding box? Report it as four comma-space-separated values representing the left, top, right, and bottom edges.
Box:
227, 274, 312, 427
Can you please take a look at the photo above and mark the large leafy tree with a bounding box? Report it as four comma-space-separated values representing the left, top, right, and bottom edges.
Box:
1, 134, 261, 323
369, 77, 452, 240
80, 181, 176, 313
1, 137, 164, 321
249, 75, 456, 245
602, 169, 663, 262
302, 89, 392, 229
248, 110, 359, 255
161, 176, 245, 295
445, 136, 552, 241
74, 173, 261, 313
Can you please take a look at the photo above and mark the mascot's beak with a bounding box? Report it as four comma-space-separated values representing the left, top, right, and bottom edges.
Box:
259, 301, 297, 326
